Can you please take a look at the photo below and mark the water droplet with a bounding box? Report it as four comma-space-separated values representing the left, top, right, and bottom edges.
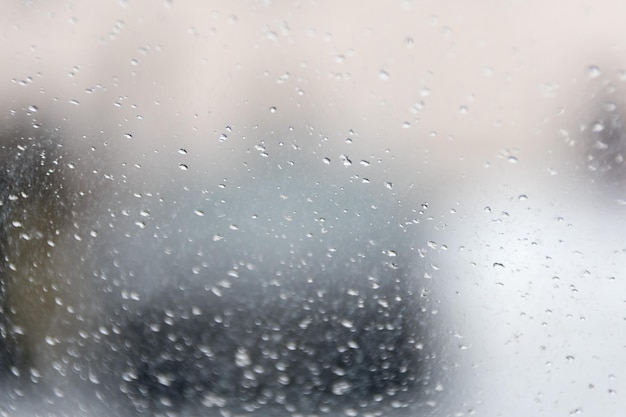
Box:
194, 209, 204, 216
587, 65, 602, 79
269, 106, 277, 113
276, 72, 290, 84
235, 347, 252, 367
331, 380, 352, 395
27, 104, 38, 112
299, 317, 312, 329
87, 370, 100, 384
378, 70, 389, 80
411, 101, 425, 113
123, 133, 133, 140
384, 181, 393, 190
178, 148, 187, 155
591, 121, 605, 132
179, 164, 188, 171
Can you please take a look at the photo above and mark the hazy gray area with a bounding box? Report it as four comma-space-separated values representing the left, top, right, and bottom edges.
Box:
1, 1, 626, 416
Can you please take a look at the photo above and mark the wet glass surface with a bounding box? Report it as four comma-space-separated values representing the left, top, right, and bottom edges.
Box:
1, 1, 626, 416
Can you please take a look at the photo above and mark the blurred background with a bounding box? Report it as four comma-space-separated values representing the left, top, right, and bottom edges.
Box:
1, 1, 626, 416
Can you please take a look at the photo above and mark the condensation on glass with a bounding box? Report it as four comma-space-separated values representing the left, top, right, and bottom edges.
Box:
0, 1, 625, 416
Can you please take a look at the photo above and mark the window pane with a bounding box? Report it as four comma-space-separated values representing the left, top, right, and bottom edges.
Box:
1, 1, 625, 416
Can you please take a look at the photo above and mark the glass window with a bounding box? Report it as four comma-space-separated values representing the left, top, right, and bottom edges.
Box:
1, 1, 625, 416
